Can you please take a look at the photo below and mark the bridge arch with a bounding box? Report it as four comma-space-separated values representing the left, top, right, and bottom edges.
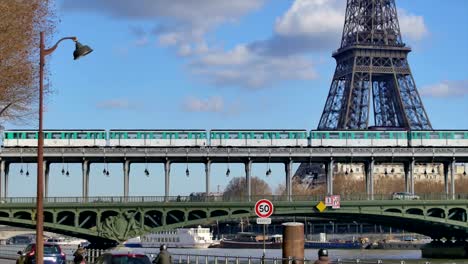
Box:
406, 208, 424, 215
78, 211, 97, 229
448, 208, 467, 222
166, 210, 184, 225
13, 211, 31, 220
57, 211, 75, 226
384, 208, 401, 214
143, 210, 163, 228
187, 210, 207, 221
427, 208, 445, 218
210, 209, 228, 218
44, 211, 54, 223
0, 211, 10, 218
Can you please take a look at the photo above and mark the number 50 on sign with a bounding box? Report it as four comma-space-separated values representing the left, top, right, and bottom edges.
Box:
255, 199, 274, 218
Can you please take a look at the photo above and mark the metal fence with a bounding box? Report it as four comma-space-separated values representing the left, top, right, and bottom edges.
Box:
0, 193, 466, 204
0, 247, 436, 264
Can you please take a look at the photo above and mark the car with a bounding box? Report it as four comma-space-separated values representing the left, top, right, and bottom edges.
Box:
94, 248, 152, 264
392, 192, 420, 200
17, 243, 66, 264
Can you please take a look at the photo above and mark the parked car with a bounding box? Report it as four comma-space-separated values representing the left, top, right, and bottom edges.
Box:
94, 249, 152, 264
392, 192, 420, 200
17, 243, 66, 264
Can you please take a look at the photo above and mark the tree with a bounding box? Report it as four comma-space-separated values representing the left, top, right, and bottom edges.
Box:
0, 0, 55, 124
223, 176, 272, 200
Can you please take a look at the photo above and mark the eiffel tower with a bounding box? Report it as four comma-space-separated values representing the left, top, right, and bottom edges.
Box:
296, 0, 432, 180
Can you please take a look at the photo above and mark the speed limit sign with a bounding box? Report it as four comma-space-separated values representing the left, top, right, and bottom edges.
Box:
255, 199, 274, 218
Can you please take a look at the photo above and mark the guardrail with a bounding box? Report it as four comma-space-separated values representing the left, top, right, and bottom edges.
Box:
0, 193, 466, 204
0, 248, 435, 264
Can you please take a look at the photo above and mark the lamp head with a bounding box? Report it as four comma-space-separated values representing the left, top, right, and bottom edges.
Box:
73, 41, 93, 60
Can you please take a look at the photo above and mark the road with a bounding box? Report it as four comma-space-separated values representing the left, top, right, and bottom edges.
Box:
0, 259, 15, 264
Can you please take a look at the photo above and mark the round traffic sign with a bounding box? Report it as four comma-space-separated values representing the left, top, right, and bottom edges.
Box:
255, 199, 274, 218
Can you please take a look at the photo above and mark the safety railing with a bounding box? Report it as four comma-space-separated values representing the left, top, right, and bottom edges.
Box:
0, 193, 466, 204
0, 247, 437, 264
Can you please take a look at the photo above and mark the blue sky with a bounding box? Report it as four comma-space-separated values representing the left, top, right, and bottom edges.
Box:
4, 0, 468, 197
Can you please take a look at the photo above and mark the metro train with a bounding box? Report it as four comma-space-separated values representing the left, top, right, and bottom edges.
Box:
2, 129, 468, 148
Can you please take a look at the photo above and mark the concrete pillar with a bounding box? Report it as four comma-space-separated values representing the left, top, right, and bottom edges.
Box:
245, 159, 252, 202
82, 160, 90, 198
3, 161, 8, 199
450, 159, 456, 200
443, 162, 450, 197
0, 160, 7, 199
285, 159, 293, 201
282, 222, 304, 264
123, 160, 131, 197
409, 158, 415, 194
205, 159, 211, 197
164, 159, 171, 202
365, 158, 374, 200
403, 159, 414, 193
326, 158, 334, 195
44, 160, 50, 198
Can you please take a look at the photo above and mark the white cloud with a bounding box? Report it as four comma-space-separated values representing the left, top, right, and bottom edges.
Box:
182, 96, 224, 113
64, 0, 429, 88
420, 80, 468, 98
398, 9, 429, 41
190, 45, 318, 88
275, 0, 344, 37
96, 99, 141, 110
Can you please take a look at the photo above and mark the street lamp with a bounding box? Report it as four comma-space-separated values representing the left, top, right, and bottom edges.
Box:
36, 32, 92, 264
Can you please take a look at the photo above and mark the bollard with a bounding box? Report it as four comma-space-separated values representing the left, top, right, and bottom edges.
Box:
282, 222, 304, 264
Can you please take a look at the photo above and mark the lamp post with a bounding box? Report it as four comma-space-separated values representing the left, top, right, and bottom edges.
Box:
37, 32, 92, 264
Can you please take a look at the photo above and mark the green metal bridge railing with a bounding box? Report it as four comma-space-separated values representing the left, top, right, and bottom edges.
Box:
0, 193, 466, 204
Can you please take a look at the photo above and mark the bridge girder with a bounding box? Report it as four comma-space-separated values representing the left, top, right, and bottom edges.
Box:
0, 200, 466, 243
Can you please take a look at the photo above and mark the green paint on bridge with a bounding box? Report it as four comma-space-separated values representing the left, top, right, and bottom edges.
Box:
0, 196, 466, 243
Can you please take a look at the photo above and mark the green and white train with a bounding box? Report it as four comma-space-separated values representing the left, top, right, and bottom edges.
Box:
2, 129, 468, 148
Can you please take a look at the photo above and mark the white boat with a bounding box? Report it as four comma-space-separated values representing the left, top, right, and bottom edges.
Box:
45, 237, 90, 249
124, 226, 215, 249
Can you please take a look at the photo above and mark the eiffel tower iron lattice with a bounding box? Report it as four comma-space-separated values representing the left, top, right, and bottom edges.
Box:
296, 0, 432, 179
318, 0, 431, 130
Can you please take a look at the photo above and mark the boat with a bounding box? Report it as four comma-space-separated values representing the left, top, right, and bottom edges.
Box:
216, 232, 283, 249
124, 226, 215, 249
305, 240, 363, 249
45, 237, 90, 249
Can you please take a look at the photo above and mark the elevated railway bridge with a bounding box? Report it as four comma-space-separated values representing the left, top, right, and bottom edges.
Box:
1, 146, 467, 201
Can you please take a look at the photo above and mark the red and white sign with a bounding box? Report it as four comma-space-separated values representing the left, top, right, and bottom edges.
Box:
332, 195, 341, 209
255, 199, 274, 218
325, 196, 333, 206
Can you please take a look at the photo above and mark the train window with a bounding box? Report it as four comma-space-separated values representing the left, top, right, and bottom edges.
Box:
430, 132, 439, 139
380, 133, 390, 139
454, 132, 464, 139
153, 133, 163, 139
346, 133, 354, 139
127, 133, 137, 139
179, 133, 188, 139
77, 133, 88, 139
26, 133, 36, 139
280, 133, 288, 139
329, 133, 339, 139
354, 133, 364, 139
254, 133, 263, 139
367, 133, 377, 139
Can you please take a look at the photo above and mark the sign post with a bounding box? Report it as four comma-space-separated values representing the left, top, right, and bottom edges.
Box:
255, 199, 274, 261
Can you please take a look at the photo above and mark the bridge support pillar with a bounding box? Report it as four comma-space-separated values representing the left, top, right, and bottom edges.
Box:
0, 160, 9, 199
365, 158, 374, 200
450, 158, 456, 200
44, 160, 50, 198
245, 159, 252, 202
82, 160, 90, 199
443, 162, 450, 197
285, 159, 293, 201
164, 159, 171, 202
326, 158, 334, 195
205, 159, 211, 198
123, 160, 131, 198
404, 159, 415, 194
